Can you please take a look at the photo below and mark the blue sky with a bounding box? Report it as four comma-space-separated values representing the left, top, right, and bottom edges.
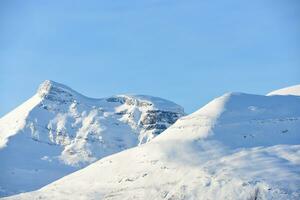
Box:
1, 0, 299, 116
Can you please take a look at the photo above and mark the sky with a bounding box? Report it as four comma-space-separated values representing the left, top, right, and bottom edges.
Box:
0, 0, 300, 116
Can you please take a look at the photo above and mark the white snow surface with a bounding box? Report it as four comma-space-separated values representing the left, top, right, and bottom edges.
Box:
267, 84, 300, 96
4, 91, 300, 200
0, 80, 184, 197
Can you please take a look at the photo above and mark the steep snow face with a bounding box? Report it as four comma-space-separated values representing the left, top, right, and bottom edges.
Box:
0, 80, 184, 197
6, 92, 300, 200
158, 92, 300, 148
267, 84, 300, 96
0, 94, 42, 148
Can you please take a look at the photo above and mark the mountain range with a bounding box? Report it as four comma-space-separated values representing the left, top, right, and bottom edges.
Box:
1, 82, 300, 200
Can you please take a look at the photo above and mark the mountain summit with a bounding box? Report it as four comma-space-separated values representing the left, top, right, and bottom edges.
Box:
0, 80, 184, 197
36, 80, 86, 101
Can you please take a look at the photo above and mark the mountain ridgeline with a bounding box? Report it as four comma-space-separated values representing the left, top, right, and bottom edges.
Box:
1, 82, 300, 200
3, 84, 300, 200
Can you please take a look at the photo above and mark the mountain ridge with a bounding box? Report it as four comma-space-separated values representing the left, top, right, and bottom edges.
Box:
0, 80, 184, 197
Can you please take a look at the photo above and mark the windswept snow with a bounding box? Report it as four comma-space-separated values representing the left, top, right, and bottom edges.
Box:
0, 80, 184, 197
4, 91, 300, 200
267, 84, 300, 96
0, 94, 42, 148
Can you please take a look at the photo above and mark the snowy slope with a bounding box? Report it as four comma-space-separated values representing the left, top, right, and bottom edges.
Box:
267, 84, 300, 96
5, 92, 300, 200
0, 80, 184, 197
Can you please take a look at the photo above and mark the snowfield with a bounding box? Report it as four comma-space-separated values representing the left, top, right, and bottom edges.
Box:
0, 80, 184, 197
267, 84, 300, 96
3, 86, 300, 200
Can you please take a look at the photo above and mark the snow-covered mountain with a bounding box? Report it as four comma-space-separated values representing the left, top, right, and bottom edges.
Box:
5, 88, 300, 200
267, 84, 300, 96
0, 80, 184, 197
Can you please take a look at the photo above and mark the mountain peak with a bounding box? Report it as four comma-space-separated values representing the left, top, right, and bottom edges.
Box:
37, 80, 83, 102
37, 80, 72, 96
0, 81, 185, 196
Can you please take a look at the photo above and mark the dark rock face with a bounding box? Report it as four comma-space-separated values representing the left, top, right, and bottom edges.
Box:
106, 97, 125, 104
106, 96, 153, 107
140, 110, 183, 135
42, 87, 74, 104
105, 95, 184, 137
